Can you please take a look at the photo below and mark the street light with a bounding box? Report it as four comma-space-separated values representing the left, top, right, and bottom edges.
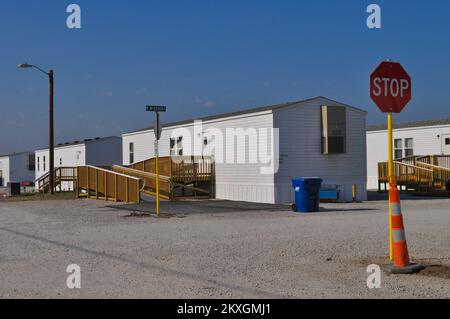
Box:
18, 63, 55, 195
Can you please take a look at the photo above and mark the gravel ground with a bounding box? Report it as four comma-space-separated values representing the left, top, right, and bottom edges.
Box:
0, 196, 449, 299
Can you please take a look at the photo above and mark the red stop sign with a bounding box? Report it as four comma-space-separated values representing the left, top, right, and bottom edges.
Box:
370, 61, 412, 113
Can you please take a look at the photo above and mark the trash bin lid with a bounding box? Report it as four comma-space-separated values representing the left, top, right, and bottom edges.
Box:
292, 177, 322, 182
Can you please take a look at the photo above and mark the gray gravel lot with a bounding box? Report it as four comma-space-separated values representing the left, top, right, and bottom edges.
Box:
0, 196, 449, 298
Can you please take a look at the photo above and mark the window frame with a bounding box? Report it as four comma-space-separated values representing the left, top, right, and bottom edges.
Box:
404, 138, 414, 157
129, 142, 134, 164
394, 139, 403, 160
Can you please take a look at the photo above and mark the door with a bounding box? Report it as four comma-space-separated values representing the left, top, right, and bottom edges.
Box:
76, 151, 82, 166
441, 134, 450, 155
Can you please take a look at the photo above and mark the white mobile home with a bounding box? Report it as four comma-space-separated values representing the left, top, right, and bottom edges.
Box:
35, 136, 122, 190
367, 118, 450, 189
123, 96, 367, 204
0, 152, 35, 187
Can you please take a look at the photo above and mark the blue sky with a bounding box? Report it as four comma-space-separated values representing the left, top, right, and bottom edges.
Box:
1, 0, 450, 153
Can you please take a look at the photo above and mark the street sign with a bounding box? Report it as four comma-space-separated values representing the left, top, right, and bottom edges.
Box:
370, 61, 412, 113
146, 105, 166, 112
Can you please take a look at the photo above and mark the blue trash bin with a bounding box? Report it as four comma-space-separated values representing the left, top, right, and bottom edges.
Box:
291, 178, 322, 213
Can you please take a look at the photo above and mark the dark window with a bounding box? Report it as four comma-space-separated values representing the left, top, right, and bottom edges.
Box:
321, 106, 346, 154
28, 154, 35, 171
404, 138, 414, 157
394, 139, 403, 159
129, 143, 134, 164
446, 138, 450, 145
43, 156, 46, 171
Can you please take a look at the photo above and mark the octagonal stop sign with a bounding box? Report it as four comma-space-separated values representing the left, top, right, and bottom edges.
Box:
370, 61, 412, 113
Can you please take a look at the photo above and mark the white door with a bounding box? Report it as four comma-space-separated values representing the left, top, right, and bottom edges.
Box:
441, 134, 450, 155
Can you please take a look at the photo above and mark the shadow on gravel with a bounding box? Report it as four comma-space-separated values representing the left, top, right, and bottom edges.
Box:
108, 199, 291, 217
319, 207, 378, 213
367, 191, 450, 202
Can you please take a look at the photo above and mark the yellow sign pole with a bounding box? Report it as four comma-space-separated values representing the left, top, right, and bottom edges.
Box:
146, 105, 166, 218
387, 113, 394, 261
155, 145, 160, 217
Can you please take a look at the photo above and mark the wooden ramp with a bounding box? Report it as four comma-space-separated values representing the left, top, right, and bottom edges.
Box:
76, 166, 141, 203
378, 155, 450, 193
37, 156, 215, 204
119, 155, 215, 200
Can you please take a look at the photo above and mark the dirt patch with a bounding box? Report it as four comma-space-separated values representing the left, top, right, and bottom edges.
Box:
0, 192, 76, 202
418, 263, 450, 280
354, 256, 450, 279
121, 212, 187, 219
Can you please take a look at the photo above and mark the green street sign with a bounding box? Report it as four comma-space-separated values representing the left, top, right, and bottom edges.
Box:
146, 105, 166, 112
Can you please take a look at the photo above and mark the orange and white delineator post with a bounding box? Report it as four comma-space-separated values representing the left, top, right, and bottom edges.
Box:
388, 177, 424, 274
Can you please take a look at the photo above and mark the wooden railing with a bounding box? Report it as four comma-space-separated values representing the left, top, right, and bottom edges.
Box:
112, 165, 172, 200
378, 161, 433, 187
171, 156, 214, 182
378, 155, 450, 191
129, 156, 214, 198
416, 162, 450, 190
76, 166, 140, 203
130, 156, 214, 182
417, 155, 450, 169
36, 167, 77, 192
394, 155, 421, 166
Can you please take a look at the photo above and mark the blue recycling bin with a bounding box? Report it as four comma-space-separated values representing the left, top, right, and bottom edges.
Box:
291, 178, 322, 213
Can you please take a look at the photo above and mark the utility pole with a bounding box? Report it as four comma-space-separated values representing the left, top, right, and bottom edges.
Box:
49, 70, 55, 194
18, 63, 55, 194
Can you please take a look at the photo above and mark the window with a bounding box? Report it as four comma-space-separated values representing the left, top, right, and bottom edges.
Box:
394, 139, 403, 159
446, 138, 450, 145
59, 158, 63, 166
43, 156, 46, 171
129, 143, 134, 164
37, 157, 40, 172
170, 137, 183, 156
404, 138, 414, 157
28, 154, 35, 171
321, 106, 346, 154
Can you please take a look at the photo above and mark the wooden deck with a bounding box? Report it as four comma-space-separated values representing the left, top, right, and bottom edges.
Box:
378, 155, 450, 192
125, 156, 215, 199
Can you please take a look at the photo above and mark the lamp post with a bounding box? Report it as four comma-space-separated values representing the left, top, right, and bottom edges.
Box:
18, 63, 55, 195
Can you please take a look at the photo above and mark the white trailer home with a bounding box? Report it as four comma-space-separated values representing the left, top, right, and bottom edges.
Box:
367, 118, 450, 189
35, 136, 122, 191
0, 152, 35, 187
122, 96, 367, 204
